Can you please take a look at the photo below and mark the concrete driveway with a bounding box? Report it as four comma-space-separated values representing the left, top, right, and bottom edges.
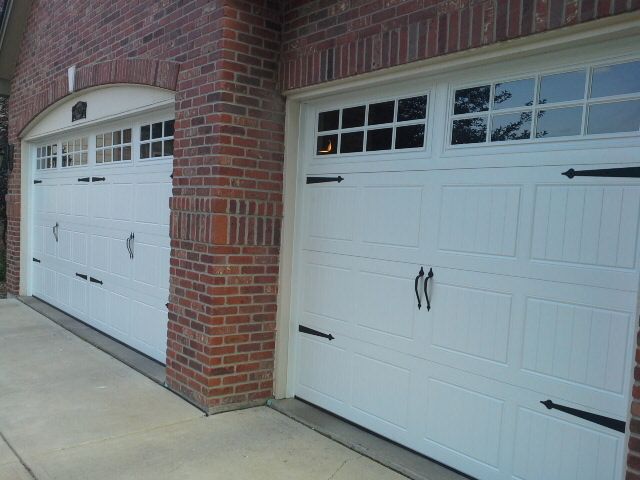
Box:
0, 299, 404, 480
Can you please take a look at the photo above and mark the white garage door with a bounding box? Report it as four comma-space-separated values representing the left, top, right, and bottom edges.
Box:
292, 50, 640, 479
31, 113, 174, 363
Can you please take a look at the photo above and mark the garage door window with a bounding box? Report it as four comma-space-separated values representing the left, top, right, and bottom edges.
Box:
140, 120, 174, 159
96, 128, 132, 164
450, 59, 640, 145
61, 137, 88, 167
316, 94, 428, 156
35, 144, 57, 170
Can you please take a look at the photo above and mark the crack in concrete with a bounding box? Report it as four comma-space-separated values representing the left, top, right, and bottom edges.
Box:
327, 458, 349, 480
0, 430, 38, 479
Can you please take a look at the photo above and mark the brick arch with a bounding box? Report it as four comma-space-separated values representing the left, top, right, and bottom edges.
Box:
16, 58, 180, 137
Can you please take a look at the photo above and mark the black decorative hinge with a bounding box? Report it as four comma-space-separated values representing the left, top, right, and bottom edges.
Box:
32, 257, 41, 263
306, 176, 344, 184
33, 180, 42, 184
72, 101, 87, 122
299, 325, 334, 341
89, 277, 103, 285
562, 166, 640, 179
78, 177, 90, 182
75, 273, 88, 280
92, 176, 105, 182
541, 399, 625, 433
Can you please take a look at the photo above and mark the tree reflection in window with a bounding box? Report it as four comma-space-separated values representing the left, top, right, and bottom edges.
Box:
452, 118, 487, 144
491, 111, 532, 141
454, 86, 490, 114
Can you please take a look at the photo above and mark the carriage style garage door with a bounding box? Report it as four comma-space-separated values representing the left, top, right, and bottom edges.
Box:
291, 45, 640, 480
30, 112, 174, 363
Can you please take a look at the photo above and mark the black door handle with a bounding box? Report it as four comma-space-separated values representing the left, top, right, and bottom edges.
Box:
414, 267, 424, 309
424, 268, 434, 311
52, 222, 59, 242
126, 232, 135, 259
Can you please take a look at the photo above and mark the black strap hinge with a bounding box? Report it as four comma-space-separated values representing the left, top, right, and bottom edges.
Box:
306, 176, 344, 184
33, 180, 42, 184
32, 257, 41, 263
541, 399, 625, 433
78, 177, 90, 182
562, 166, 640, 179
92, 177, 106, 182
299, 325, 334, 341
89, 277, 103, 285
75, 273, 88, 280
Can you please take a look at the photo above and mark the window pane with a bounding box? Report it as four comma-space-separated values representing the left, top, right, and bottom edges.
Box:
454, 86, 490, 114
47, 146, 51, 155
74, 139, 81, 151
539, 71, 586, 104
340, 131, 364, 153
368, 101, 395, 125
123, 146, 132, 161
96, 135, 103, 148
494, 78, 534, 110
164, 140, 174, 156
397, 96, 427, 122
82, 137, 88, 150
587, 100, 640, 134
451, 118, 487, 144
123, 129, 132, 144
152, 123, 163, 139
591, 61, 640, 98
318, 110, 339, 132
164, 120, 175, 137
52, 144, 58, 155
366, 128, 393, 151
62, 156, 67, 168
114, 148, 122, 162
141, 125, 150, 141
52, 157, 57, 168
113, 130, 121, 145
395, 124, 425, 149
104, 133, 112, 147
316, 134, 337, 155
536, 107, 583, 138
96, 150, 103, 164
140, 143, 150, 159
103, 149, 112, 163
81, 153, 88, 165
491, 111, 532, 141
152, 141, 163, 157
341, 106, 365, 129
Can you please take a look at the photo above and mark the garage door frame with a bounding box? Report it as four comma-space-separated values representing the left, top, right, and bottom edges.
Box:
274, 13, 640, 480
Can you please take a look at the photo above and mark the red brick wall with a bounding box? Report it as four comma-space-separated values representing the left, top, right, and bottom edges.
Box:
6, 0, 283, 413
280, 0, 639, 90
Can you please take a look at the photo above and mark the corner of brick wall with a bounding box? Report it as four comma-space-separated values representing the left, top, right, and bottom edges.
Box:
164, 0, 284, 413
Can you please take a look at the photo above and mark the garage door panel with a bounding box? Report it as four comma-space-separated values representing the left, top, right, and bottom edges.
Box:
302, 261, 354, 323
521, 297, 630, 395
530, 184, 640, 269
296, 335, 350, 404
90, 184, 110, 219
306, 186, 357, 242
361, 186, 423, 248
135, 183, 170, 225
130, 300, 166, 358
424, 377, 504, 470
72, 184, 89, 218
111, 183, 135, 221
431, 282, 512, 364
438, 184, 521, 258
512, 407, 621, 480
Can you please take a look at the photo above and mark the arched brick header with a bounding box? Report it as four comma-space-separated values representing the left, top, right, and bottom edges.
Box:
15, 58, 180, 137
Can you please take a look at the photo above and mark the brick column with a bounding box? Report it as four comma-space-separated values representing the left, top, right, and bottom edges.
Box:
166, 0, 284, 413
